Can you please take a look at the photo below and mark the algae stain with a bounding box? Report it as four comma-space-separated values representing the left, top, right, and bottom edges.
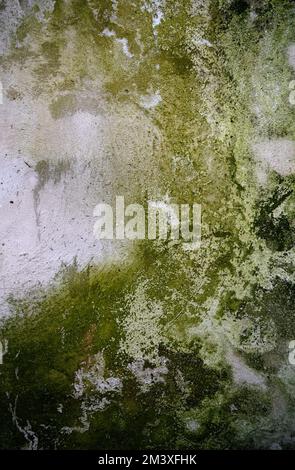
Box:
1, 0, 295, 450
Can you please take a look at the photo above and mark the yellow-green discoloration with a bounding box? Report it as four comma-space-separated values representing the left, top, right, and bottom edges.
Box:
1, 0, 295, 449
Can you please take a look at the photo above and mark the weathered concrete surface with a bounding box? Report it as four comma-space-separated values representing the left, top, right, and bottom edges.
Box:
0, 0, 295, 450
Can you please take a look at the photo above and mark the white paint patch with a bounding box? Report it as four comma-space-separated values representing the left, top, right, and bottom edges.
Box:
152, 10, 164, 29
127, 357, 168, 392
192, 36, 212, 48
252, 139, 295, 180
101, 29, 133, 58
116, 38, 133, 58
287, 43, 295, 70
101, 28, 116, 38
0, 94, 136, 313
191, 28, 213, 49
140, 90, 162, 109
0, 153, 117, 314
74, 354, 122, 399
142, 0, 164, 35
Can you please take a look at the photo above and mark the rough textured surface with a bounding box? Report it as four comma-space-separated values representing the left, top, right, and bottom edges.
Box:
0, 0, 295, 450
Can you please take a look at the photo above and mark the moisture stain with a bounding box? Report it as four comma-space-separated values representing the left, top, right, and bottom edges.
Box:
0, 0, 295, 450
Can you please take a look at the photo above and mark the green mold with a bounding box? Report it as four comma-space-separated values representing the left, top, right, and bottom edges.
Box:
1, 0, 295, 450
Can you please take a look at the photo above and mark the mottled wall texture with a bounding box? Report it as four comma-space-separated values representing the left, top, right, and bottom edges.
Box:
0, 0, 295, 450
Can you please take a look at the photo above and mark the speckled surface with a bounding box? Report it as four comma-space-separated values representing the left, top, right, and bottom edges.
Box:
0, 0, 295, 450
